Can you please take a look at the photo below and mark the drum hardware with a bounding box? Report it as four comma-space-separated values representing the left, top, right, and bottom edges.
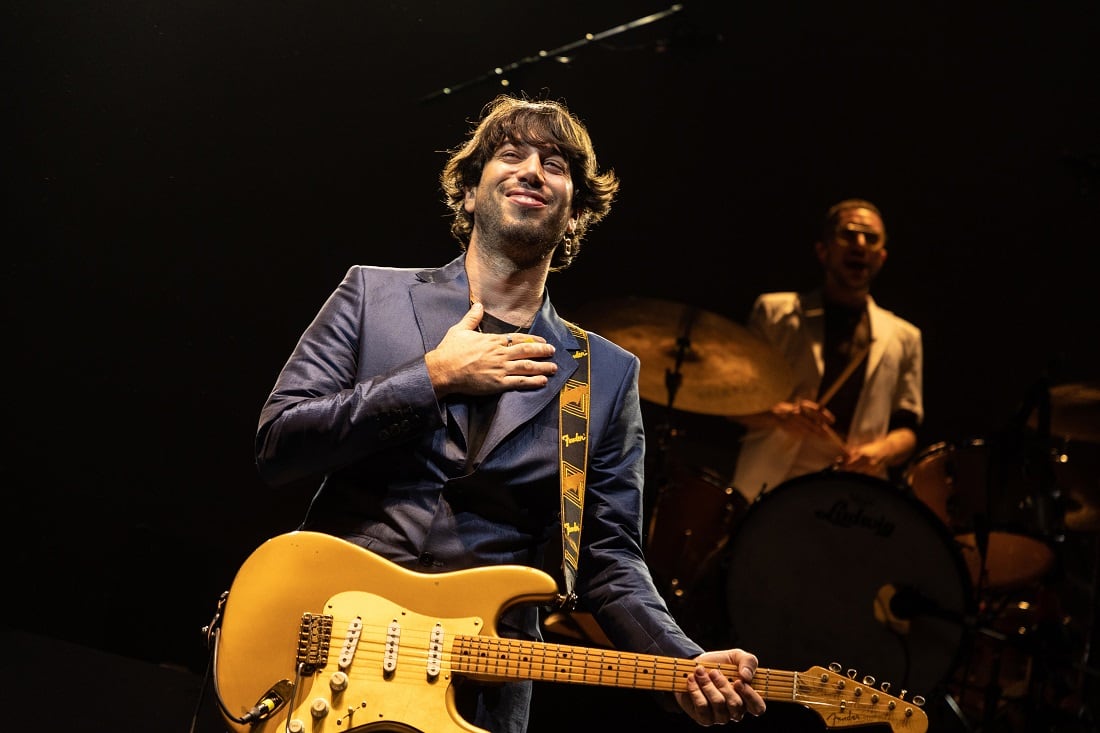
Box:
1018, 377, 1100, 532
949, 595, 1035, 728
632, 404, 749, 645
945, 577, 1098, 733
1050, 437, 1100, 534
936, 395, 1100, 733
645, 460, 746, 608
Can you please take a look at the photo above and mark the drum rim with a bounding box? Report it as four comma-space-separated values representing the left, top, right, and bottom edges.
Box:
735, 468, 977, 574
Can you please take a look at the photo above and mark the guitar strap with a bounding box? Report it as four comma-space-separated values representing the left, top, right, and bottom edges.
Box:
557, 320, 590, 611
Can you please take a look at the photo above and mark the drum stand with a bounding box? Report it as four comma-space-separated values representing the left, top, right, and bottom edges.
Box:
642, 333, 695, 590
640, 334, 689, 543
945, 386, 1098, 733
950, 374, 1095, 726
640, 335, 748, 648
956, 570, 1097, 733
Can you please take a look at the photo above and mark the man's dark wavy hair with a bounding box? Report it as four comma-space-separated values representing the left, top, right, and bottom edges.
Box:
440, 94, 620, 271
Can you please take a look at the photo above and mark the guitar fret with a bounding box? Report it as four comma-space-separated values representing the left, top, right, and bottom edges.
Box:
752, 667, 798, 702
451, 635, 695, 690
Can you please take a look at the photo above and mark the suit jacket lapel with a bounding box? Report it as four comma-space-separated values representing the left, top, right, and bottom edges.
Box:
410, 256, 474, 443
410, 256, 470, 352
477, 304, 580, 464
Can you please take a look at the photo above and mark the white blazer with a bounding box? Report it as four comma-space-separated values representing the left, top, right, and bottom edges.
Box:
732, 289, 923, 500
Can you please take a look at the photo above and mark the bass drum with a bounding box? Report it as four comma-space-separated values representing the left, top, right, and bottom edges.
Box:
725, 471, 975, 700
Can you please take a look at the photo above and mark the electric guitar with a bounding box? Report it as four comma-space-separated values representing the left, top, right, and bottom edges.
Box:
210, 531, 928, 733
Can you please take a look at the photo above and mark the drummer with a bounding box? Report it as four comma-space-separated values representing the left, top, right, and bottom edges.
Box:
729, 198, 924, 500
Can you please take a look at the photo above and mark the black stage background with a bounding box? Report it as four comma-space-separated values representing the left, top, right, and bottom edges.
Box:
5, 3, 1099, 731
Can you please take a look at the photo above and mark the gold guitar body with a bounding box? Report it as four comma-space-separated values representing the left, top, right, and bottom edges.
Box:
214, 531, 559, 733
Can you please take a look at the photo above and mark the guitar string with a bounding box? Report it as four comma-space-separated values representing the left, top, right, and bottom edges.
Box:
282, 638, 916, 726
320, 618, 800, 690
328, 618, 798, 690
302, 618, 916, 717
313, 610, 918, 693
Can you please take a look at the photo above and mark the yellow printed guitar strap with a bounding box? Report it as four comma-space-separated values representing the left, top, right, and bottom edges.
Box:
558, 320, 590, 610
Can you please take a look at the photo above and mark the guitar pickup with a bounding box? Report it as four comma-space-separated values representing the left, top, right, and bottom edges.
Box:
338, 616, 363, 670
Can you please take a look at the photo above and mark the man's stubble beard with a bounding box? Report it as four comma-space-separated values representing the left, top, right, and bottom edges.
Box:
478, 203, 568, 269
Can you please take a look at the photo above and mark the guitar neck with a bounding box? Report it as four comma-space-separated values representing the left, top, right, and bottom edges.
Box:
450, 634, 926, 732
451, 634, 795, 697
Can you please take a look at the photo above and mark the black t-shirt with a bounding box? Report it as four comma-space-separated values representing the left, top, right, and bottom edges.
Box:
820, 300, 919, 439
820, 301, 870, 437
465, 312, 530, 464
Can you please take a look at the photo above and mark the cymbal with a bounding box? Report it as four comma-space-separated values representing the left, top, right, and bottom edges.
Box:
1029, 381, 1100, 444
571, 297, 793, 416
1066, 489, 1100, 532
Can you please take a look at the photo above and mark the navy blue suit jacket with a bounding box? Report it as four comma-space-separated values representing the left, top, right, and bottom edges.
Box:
256, 254, 703, 659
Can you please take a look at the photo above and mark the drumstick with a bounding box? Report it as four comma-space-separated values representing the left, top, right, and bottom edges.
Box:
818, 340, 872, 409
822, 423, 848, 452
788, 402, 848, 451
816, 339, 871, 454
818, 344, 867, 457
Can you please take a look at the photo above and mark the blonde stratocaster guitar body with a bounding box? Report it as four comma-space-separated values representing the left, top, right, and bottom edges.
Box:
212, 531, 927, 733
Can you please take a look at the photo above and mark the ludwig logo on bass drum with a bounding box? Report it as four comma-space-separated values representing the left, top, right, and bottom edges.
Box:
815, 495, 897, 537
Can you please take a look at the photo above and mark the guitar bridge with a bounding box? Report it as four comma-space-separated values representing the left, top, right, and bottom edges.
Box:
297, 612, 333, 673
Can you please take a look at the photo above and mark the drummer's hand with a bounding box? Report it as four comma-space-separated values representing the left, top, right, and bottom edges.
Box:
838, 429, 917, 475
837, 440, 889, 475
675, 649, 766, 725
772, 399, 836, 438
